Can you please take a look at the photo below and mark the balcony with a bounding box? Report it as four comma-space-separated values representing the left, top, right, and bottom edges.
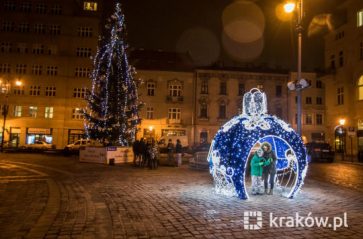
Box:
166, 95, 184, 103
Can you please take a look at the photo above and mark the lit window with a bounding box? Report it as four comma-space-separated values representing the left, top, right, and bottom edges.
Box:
83, 2, 98, 11
29, 106, 38, 118
358, 76, 363, 101
72, 108, 83, 120
14, 106, 22, 117
357, 9, 363, 27
168, 108, 181, 123
45, 107, 54, 118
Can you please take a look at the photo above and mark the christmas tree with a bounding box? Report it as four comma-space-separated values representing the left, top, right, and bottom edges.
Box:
84, 2, 141, 146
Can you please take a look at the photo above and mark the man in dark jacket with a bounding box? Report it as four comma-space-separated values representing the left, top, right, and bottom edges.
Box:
261, 142, 277, 195
132, 139, 139, 166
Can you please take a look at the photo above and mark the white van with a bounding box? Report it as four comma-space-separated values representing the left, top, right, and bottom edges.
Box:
64, 139, 102, 152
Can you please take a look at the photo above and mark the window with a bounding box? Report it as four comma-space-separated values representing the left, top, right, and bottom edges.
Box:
218, 102, 226, 119
238, 83, 245, 96
357, 9, 363, 27
257, 84, 264, 90
305, 114, 313, 125
358, 76, 363, 100
17, 43, 28, 54
46, 66, 58, 76
73, 88, 86, 98
275, 107, 282, 118
146, 107, 154, 119
49, 25, 61, 35
316, 114, 323, 125
360, 42, 363, 60
2, 21, 15, 32
199, 103, 208, 118
4, 1, 16, 11
339, 51, 344, 67
15, 64, 26, 74
76, 47, 92, 57
29, 85, 41, 96
169, 82, 182, 97
276, 85, 282, 97
83, 2, 98, 11
306, 97, 312, 104
201, 79, 208, 94
337, 87, 344, 105
45, 86, 56, 97
330, 54, 335, 69
45, 107, 54, 119
78, 27, 93, 37
50, 4, 62, 15
316, 80, 322, 88
220, 81, 227, 95
34, 24, 46, 34
0, 63, 11, 73
168, 108, 181, 122
14, 106, 22, 117
18, 23, 30, 33
29, 106, 38, 118
316, 97, 323, 105
31, 65, 42, 75
147, 81, 155, 96
35, 2, 47, 14
13, 86, 24, 95
72, 108, 83, 119
32, 44, 44, 54
20, 2, 32, 12
0, 42, 12, 53
75, 67, 90, 78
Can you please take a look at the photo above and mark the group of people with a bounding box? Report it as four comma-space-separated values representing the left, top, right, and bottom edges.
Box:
132, 138, 159, 169
250, 142, 277, 195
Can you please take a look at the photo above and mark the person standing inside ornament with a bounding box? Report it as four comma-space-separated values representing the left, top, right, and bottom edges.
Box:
261, 142, 277, 195
250, 149, 265, 195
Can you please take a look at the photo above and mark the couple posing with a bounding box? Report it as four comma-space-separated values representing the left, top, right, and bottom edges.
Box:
250, 142, 277, 195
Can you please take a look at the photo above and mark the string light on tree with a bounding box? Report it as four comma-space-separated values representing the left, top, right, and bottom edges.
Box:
208, 88, 308, 199
84, 2, 142, 146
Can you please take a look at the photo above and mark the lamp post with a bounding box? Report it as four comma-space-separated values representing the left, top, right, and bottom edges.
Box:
0, 79, 23, 152
284, 0, 304, 135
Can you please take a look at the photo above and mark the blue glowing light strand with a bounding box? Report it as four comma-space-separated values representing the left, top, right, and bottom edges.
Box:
208, 88, 308, 200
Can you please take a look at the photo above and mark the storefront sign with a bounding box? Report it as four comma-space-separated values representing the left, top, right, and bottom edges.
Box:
27, 128, 51, 134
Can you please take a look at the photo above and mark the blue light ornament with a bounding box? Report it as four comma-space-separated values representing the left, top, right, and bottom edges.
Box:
207, 88, 308, 199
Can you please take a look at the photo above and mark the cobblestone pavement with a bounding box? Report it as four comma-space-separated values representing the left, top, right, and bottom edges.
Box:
0, 153, 362, 239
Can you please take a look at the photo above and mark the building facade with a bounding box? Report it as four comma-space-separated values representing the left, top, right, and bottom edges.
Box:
322, 0, 363, 160
0, 0, 102, 149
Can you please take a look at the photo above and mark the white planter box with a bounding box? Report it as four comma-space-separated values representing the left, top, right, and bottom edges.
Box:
80, 146, 134, 164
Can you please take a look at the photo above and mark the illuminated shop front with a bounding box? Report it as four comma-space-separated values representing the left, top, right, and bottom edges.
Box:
26, 128, 53, 144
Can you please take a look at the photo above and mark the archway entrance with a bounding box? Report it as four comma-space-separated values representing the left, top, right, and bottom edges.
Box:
244, 136, 298, 198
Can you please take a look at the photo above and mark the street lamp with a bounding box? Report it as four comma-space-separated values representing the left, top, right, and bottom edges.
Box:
283, 0, 304, 136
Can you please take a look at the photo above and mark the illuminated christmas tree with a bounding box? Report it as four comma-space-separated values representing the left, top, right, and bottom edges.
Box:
84, 2, 141, 146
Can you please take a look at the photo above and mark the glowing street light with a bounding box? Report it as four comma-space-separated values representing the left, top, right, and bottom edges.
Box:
339, 118, 346, 126
15, 80, 23, 86
283, 2, 296, 13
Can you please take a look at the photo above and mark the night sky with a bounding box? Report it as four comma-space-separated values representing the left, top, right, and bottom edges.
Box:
115, 0, 343, 71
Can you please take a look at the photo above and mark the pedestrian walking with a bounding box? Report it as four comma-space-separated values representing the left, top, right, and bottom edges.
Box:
138, 138, 147, 167
148, 138, 159, 169
175, 139, 183, 167
132, 139, 140, 166
167, 139, 174, 163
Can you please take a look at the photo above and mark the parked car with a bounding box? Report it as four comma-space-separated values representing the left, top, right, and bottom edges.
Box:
24, 141, 55, 151
305, 142, 334, 163
64, 139, 102, 154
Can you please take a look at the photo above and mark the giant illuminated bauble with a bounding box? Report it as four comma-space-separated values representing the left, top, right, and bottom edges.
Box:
207, 88, 308, 199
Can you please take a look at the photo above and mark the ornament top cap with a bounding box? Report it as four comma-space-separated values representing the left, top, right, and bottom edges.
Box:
242, 88, 268, 116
